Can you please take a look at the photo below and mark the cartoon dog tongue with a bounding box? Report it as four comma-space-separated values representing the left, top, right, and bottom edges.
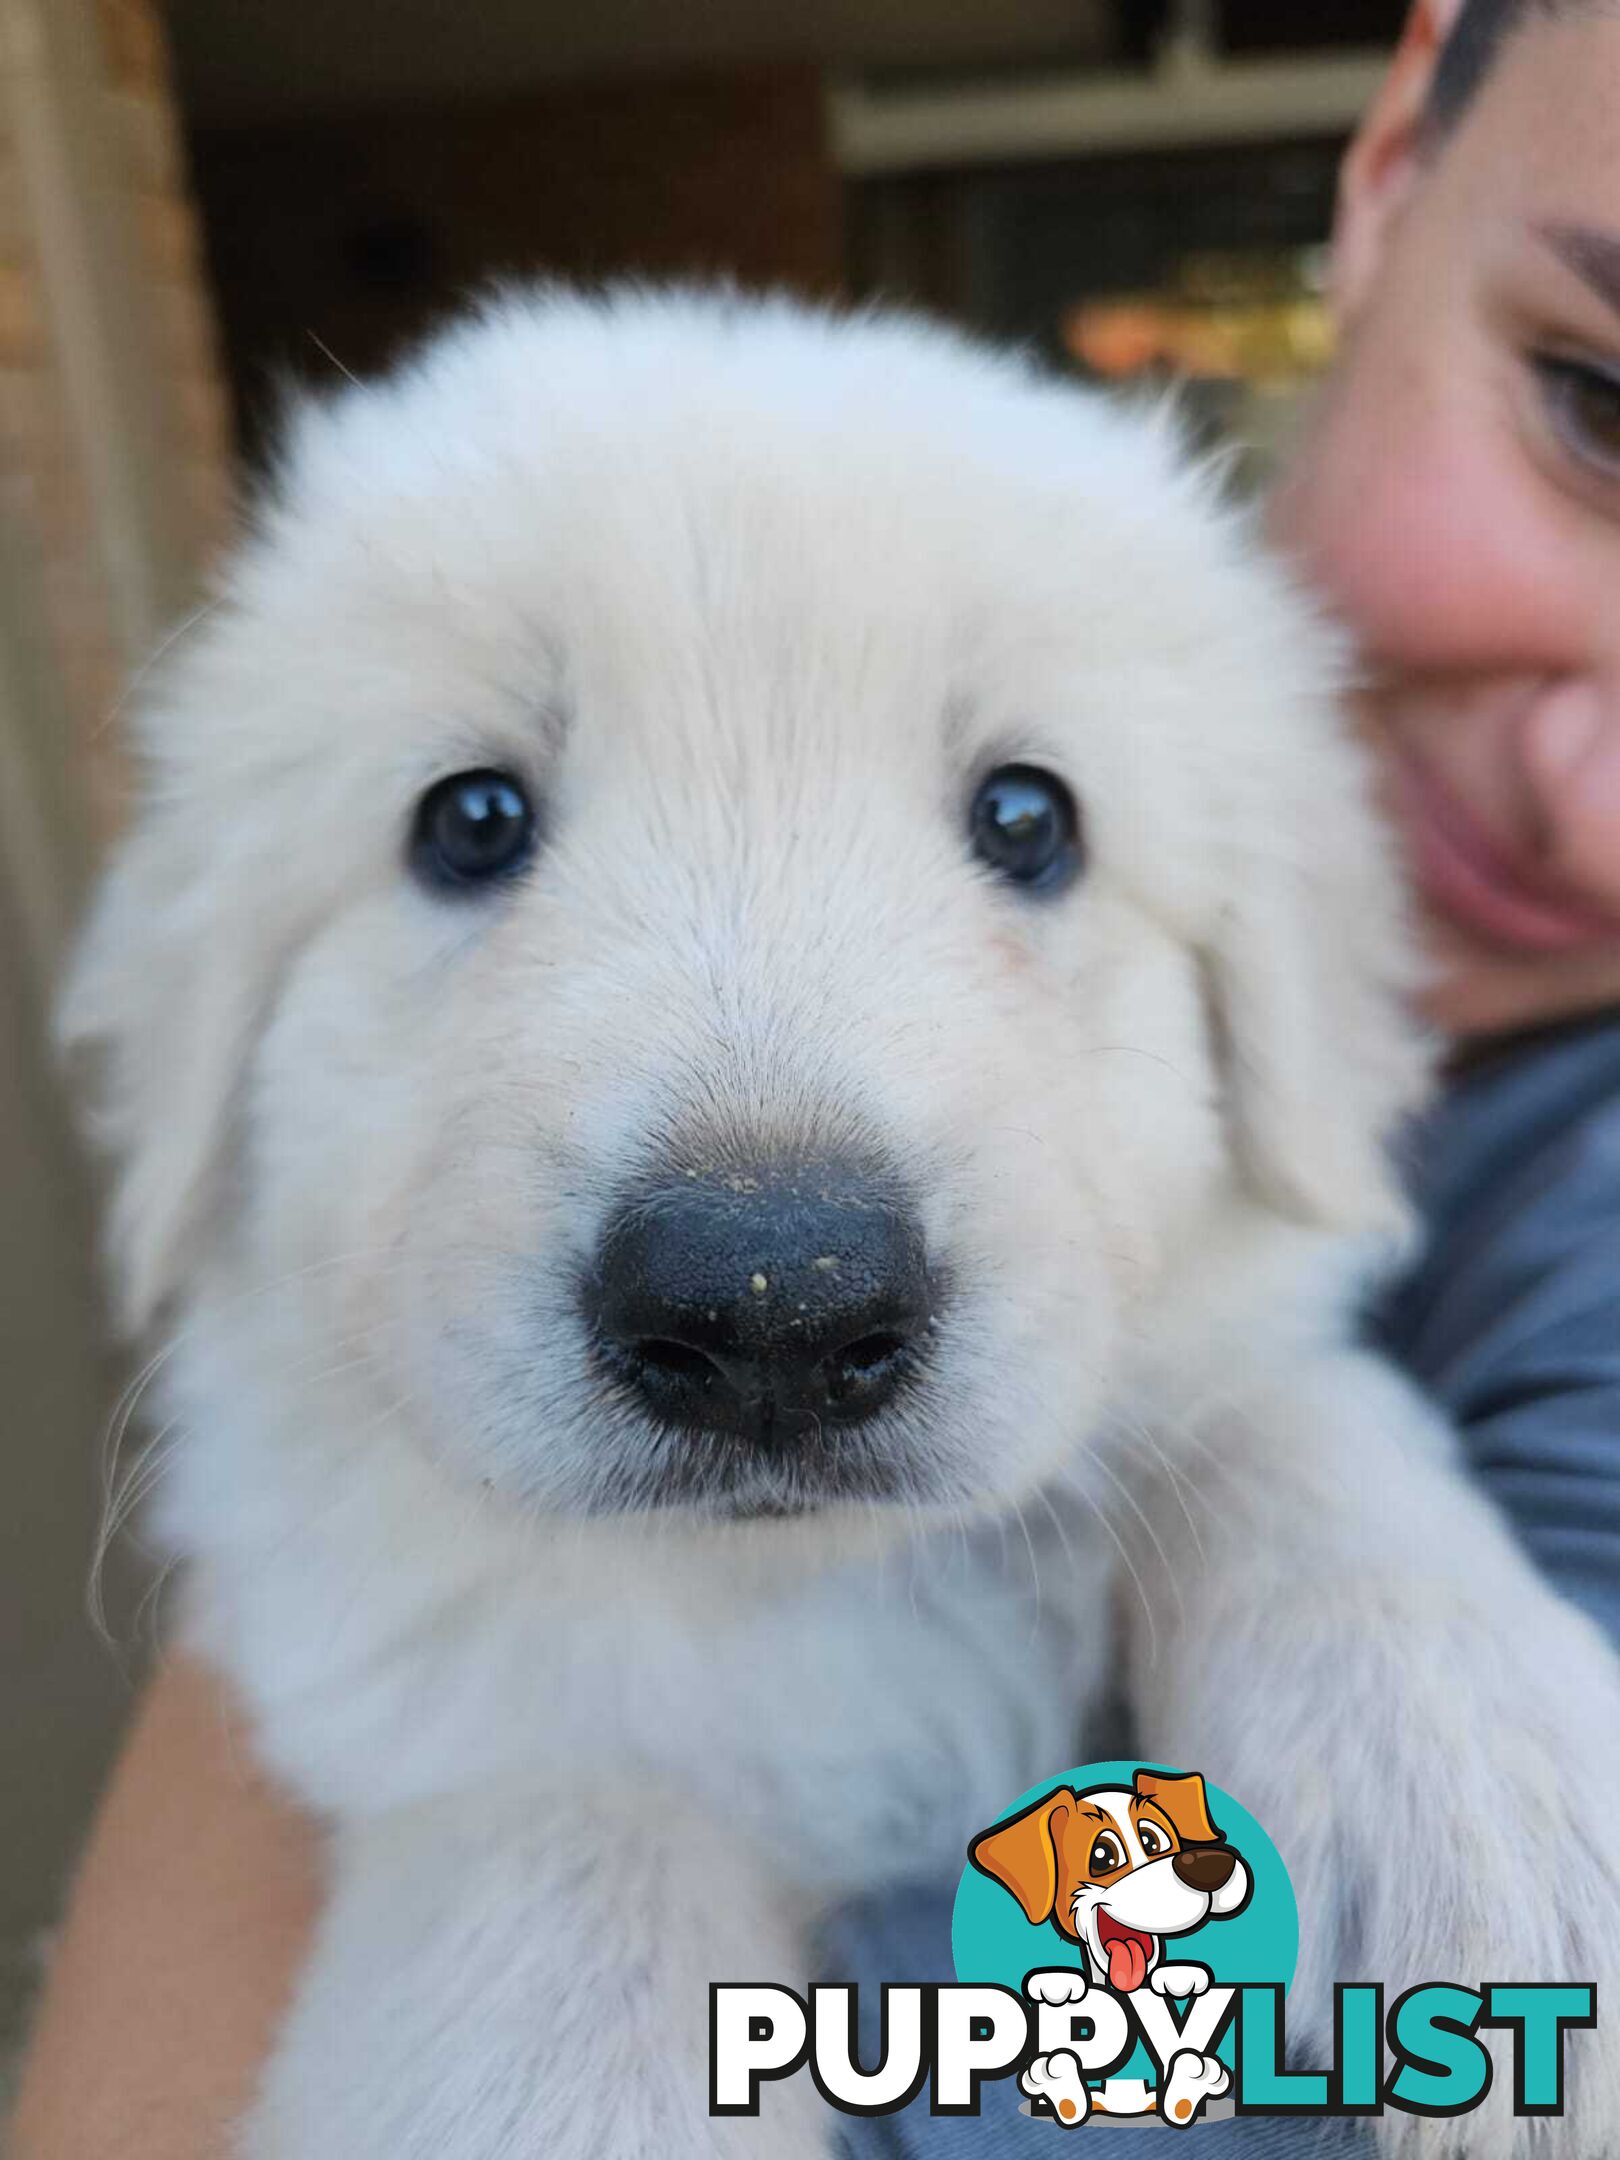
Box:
1099, 1916, 1151, 1993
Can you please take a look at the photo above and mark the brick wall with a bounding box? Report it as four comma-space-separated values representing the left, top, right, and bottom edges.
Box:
95, 0, 232, 554
189, 62, 845, 457
0, 0, 232, 833
0, 0, 233, 2051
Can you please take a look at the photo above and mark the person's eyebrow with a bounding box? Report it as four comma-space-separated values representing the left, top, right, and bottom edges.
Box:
1540, 221, 1620, 322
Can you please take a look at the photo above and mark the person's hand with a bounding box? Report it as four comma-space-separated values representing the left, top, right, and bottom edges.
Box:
9, 1654, 321, 2160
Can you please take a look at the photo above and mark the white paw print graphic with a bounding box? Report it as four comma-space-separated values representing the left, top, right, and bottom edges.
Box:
1021, 2049, 1091, 2127
1159, 2048, 1231, 2127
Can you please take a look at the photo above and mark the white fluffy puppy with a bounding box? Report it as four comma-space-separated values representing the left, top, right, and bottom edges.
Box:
64, 288, 1620, 2159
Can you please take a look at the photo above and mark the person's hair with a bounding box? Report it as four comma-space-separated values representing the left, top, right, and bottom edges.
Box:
1427, 0, 1598, 133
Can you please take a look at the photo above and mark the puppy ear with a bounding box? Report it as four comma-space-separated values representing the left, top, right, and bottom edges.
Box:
969, 1788, 1075, 1927
58, 798, 281, 1337
1200, 787, 1430, 1242
1134, 1770, 1221, 1848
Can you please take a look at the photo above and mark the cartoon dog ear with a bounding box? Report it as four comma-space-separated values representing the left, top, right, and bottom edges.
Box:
969, 1788, 1076, 1927
1135, 1770, 1221, 1848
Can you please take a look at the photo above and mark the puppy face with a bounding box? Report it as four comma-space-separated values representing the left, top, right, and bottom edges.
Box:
66, 292, 1422, 1529
971, 1771, 1251, 1991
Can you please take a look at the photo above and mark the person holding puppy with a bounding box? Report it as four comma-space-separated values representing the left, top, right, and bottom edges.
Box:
13, 0, 1620, 2153
1276, 0, 1620, 1642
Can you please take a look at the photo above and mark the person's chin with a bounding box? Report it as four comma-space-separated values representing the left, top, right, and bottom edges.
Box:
1375, 744, 1620, 1040
1416, 909, 1620, 1043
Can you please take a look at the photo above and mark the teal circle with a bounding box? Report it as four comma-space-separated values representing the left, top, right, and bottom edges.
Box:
951, 1761, 1298, 2084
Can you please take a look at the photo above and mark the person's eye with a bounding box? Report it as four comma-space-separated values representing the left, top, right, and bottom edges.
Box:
410, 768, 539, 892
968, 764, 1085, 896
1533, 353, 1620, 480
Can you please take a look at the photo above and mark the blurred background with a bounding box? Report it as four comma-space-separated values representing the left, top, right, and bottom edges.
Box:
0, 0, 1403, 2066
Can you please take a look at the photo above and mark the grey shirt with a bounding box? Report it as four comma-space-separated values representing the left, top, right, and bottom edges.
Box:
825, 1010, 1620, 2156
1376, 1010, 1620, 1647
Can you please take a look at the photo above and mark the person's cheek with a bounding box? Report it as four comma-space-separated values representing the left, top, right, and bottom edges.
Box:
1285, 387, 1588, 676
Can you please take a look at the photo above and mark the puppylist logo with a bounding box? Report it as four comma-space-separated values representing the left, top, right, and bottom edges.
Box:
968, 1766, 1253, 2126
711, 1761, 1597, 2133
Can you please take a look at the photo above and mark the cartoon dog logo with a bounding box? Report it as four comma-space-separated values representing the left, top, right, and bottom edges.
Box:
969, 1768, 1252, 2127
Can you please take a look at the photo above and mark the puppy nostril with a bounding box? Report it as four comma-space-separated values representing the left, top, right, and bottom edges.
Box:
823, 1331, 910, 1405
838, 1332, 907, 1374
630, 1339, 724, 1388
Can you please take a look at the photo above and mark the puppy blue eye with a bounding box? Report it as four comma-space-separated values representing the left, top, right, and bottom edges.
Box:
411, 769, 537, 891
969, 764, 1083, 894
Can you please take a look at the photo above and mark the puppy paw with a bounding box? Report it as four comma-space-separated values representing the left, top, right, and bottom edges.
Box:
1020, 2051, 1090, 2127
1158, 2049, 1229, 2127
1025, 1968, 1093, 2007
1149, 1962, 1211, 1999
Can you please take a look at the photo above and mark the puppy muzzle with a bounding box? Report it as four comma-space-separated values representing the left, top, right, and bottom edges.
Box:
583, 1156, 940, 1458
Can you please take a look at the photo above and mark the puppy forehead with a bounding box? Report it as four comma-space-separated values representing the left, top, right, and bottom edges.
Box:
260, 293, 1236, 744
289, 288, 1197, 557
169, 290, 1335, 949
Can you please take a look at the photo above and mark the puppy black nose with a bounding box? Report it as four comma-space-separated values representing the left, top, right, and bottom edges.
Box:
585, 1162, 935, 1445
1172, 1848, 1237, 1893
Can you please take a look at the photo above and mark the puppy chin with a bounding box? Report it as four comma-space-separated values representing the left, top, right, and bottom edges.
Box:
576, 1418, 954, 1525
419, 1310, 1062, 1534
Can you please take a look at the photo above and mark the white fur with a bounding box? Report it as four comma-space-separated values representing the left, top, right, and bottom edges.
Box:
62, 287, 1620, 2157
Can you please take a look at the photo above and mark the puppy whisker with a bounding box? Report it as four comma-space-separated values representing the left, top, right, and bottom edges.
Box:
1075, 1476, 1160, 1675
